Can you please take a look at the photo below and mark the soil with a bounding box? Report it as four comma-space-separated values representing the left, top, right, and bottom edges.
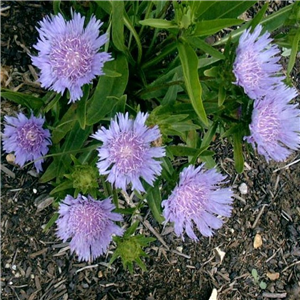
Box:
1, 2, 300, 300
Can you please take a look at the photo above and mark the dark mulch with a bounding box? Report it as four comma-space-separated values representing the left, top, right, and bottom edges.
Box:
1, 2, 300, 300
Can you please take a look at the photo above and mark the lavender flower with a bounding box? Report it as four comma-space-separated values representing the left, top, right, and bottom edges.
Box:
92, 112, 165, 193
31, 11, 112, 103
245, 85, 300, 162
2, 112, 51, 172
56, 194, 123, 262
233, 25, 284, 99
162, 164, 233, 240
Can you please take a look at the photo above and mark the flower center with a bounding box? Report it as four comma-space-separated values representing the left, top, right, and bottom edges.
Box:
257, 106, 280, 143
17, 122, 44, 151
176, 184, 206, 217
109, 132, 146, 174
50, 36, 94, 82
70, 203, 105, 237
238, 50, 263, 88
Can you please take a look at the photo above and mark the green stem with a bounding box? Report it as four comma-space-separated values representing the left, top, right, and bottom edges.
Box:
123, 13, 143, 65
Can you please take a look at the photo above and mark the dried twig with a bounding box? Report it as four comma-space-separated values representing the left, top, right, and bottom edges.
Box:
273, 158, 300, 173
262, 292, 287, 298
251, 204, 268, 229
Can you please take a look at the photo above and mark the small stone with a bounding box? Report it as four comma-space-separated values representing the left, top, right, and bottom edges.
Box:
11, 265, 17, 271
6, 153, 16, 165
239, 183, 248, 195
254, 233, 263, 249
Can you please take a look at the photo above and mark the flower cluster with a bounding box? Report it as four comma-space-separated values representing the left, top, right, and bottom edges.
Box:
2, 112, 51, 172
56, 194, 123, 262
234, 25, 300, 162
162, 165, 233, 240
92, 112, 165, 193
31, 11, 112, 103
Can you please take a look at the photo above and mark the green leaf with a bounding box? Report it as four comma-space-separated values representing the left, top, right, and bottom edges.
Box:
1, 89, 44, 112
251, 269, 259, 280
76, 85, 90, 130
43, 213, 59, 232
214, 4, 293, 46
218, 85, 226, 107
52, 105, 77, 144
249, 2, 269, 30
259, 281, 267, 290
52, 1, 62, 15
177, 41, 208, 126
287, 29, 300, 75
139, 18, 177, 29
185, 36, 225, 60
111, 1, 126, 52
44, 93, 61, 114
86, 54, 129, 125
161, 73, 181, 105
167, 145, 198, 157
193, 19, 243, 36
41, 122, 92, 182
198, 1, 256, 20
146, 183, 164, 224
95, 0, 111, 14
233, 131, 244, 173
50, 181, 74, 195
110, 94, 127, 116
194, 1, 217, 19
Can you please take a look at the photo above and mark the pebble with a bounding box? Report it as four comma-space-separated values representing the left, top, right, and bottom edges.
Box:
239, 183, 248, 195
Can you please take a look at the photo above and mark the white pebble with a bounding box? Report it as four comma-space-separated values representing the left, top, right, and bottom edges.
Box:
33, 188, 37, 194
238, 183, 248, 195
11, 265, 17, 271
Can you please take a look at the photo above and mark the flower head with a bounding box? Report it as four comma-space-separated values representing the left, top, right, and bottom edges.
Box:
2, 112, 51, 172
31, 11, 112, 103
245, 85, 300, 162
92, 112, 165, 192
56, 194, 123, 262
162, 164, 233, 240
233, 25, 284, 99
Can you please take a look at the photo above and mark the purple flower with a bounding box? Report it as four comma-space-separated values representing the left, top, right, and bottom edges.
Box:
2, 112, 51, 172
233, 25, 284, 99
162, 164, 233, 240
56, 194, 124, 262
245, 85, 300, 162
92, 112, 165, 193
31, 11, 112, 103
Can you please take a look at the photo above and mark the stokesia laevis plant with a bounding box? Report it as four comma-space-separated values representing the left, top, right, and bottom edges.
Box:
56, 194, 124, 262
31, 11, 112, 103
245, 85, 300, 162
162, 164, 233, 240
233, 24, 284, 100
91, 112, 165, 193
2, 112, 51, 172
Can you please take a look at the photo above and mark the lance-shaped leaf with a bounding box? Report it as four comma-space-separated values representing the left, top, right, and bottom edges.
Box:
177, 41, 208, 126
